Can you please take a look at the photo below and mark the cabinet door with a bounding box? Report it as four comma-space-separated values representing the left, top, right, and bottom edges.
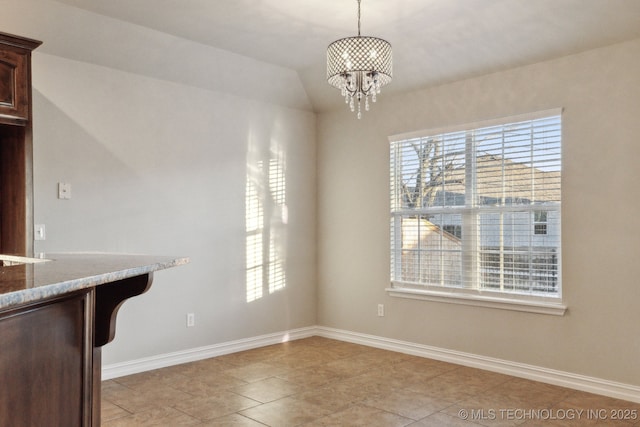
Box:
0, 47, 29, 123
0, 292, 92, 427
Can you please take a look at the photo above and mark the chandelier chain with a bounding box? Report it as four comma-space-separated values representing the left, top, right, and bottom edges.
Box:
357, 0, 361, 36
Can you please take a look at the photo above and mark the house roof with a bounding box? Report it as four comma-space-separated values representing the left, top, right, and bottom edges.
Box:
446, 155, 561, 204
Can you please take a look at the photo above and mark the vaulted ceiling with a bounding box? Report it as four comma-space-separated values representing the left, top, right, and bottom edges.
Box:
17, 0, 640, 112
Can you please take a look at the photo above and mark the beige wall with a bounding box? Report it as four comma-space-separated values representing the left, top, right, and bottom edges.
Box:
317, 38, 640, 386
29, 54, 317, 364
2, 0, 318, 366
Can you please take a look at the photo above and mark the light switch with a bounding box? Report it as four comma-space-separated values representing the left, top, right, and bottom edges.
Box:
58, 182, 71, 199
35, 224, 46, 240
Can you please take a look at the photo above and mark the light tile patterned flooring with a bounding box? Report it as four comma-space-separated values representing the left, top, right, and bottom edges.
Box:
102, 337, 640, 426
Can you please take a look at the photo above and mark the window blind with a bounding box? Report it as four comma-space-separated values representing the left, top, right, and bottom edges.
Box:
390, 111, 561, 297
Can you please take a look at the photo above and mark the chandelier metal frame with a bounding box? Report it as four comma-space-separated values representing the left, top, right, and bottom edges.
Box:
326, 0, 392, 119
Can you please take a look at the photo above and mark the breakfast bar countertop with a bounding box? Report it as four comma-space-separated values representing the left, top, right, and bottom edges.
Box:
0, 252, 189, 310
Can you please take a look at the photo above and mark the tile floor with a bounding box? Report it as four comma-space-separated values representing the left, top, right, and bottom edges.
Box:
102, 337, 640, 426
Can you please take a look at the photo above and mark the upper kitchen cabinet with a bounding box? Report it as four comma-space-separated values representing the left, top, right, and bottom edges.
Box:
0, 32, 41, 125
0, 32, 41, 256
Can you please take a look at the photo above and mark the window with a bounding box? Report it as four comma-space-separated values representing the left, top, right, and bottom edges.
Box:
389, 110, 563, 313
443, 224, 462, 239
533, 211, 548, 235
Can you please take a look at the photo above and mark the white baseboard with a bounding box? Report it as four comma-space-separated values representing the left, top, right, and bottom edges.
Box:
103, 325, 640, 404
102, 326, 316, 380
315, 326, 640, 404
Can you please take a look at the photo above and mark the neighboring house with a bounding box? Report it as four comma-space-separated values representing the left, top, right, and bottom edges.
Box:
400, 154, 560, 293
428, 154, 560, 242
400, 218, 462, 286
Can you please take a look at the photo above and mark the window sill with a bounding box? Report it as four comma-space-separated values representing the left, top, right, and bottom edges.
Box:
386, 285, 567, 316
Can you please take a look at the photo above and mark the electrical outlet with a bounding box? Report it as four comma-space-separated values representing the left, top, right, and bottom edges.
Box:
186, 313, 195, 327
377, 304, 385, 317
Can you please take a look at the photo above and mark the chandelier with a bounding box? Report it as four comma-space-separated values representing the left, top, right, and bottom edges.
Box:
326, 0, 392, 119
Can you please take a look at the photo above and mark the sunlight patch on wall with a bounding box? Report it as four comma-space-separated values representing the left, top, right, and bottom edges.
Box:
245, 137, 287, 303
246, 161, 265, 302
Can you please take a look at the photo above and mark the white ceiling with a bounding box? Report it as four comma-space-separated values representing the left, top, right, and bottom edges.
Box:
49, 0, 640, 112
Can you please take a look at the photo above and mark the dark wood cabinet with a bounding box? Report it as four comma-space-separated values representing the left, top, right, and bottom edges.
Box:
0, 292, 92, 426
0, 41, 31, 123
0, 32, 41, 257
0, 262, 158, 427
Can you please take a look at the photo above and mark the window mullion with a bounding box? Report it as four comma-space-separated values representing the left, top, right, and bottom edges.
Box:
500, 128, 506, 292
528, 122, 535, 292
462, 131, 478, 289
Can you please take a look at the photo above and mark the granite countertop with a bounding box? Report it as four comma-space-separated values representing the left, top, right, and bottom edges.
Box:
0, 253, 189, 310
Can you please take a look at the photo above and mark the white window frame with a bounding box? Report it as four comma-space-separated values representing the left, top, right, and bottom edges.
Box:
388, 109, 566, 315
